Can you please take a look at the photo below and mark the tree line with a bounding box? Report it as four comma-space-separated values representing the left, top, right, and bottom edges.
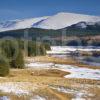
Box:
0, 39, 51, 76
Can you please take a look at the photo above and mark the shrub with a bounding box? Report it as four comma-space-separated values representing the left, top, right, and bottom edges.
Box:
0, 58, 9, 76
44, 43, 51, 50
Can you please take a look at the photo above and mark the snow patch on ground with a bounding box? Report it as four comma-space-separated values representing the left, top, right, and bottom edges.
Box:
0, 82, 37, 95
25, 62, 54, 69
31, 95, 46, 100
26, 62, 100, 80
47, 46, 100, 54
50, 86, 94, 100
55, 64, 100, 80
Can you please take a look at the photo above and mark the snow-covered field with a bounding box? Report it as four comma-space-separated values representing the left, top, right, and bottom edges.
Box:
26, 62, 100, 80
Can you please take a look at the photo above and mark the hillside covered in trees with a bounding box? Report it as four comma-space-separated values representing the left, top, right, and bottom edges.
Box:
0, 25, 100, 46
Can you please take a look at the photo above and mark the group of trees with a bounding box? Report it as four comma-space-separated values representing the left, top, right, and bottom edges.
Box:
27, 41, 51, 56
28, 41, 46, 56
0, 39, 51, 76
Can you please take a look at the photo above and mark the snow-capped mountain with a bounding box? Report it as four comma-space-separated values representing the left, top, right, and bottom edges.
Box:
0, 16, 48, 32
33, 12, 100, 29
0, 12, 100, 32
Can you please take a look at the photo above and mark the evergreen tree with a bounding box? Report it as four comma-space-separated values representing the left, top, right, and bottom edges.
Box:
0, 40, 17, 60
11, 49, 24, 69
28, 41, 36, 56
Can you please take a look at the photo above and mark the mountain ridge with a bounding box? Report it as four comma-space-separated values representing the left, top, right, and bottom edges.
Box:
0, 12, 100, 32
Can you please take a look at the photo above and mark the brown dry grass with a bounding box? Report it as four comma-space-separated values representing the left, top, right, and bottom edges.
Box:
0, 56, 100, 100
0, 68, 99, 85
30, 69, 70, 77
0, 68, 100, 100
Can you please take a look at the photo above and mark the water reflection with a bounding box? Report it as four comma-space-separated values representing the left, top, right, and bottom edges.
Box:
48, 46, 100, 67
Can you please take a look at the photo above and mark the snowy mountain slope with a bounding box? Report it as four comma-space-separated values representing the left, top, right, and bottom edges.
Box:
33, 12, 100, 29
0, 16, 48, 32
69, 21, 100, 29
0, 12, 100, 32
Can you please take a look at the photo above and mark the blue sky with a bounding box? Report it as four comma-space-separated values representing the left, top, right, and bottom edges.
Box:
0, 0, 100, 21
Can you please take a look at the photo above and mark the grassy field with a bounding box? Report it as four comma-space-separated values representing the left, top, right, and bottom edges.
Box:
0, 56, 100, 100
0, 68, 100, 100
